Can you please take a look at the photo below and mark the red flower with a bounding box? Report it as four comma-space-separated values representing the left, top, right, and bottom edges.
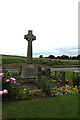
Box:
69, 81, 71, 83
65, 80, 69, 82
33, 93, 36, 96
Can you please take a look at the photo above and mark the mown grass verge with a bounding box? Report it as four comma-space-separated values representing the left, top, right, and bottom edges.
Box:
2, 95, 78, 119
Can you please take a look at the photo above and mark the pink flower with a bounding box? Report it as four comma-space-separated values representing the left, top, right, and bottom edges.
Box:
6, 79, 10, 82
3, 89, 8, 94
13, 80, 16, 84
10, 77, 16, 84
0, 91, 3, 95
0, 73, 5, 78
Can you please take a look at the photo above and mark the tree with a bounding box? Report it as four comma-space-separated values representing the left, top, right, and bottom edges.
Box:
77, 55, 80, 60
39, 55, 43, 58
48, 55, 55, 59
61, 55, 69, 59
70, 56, 77, 60
56, 56, 61, 59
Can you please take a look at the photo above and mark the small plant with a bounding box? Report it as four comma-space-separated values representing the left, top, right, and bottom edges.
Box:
41, 92, 46, 97
40, 76, 52, 96
65, 80, 72, 85
16, 87, 31, 100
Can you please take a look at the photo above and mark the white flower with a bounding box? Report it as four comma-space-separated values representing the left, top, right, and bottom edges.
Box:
10, 77, 16, 84
6, 79, 10, 82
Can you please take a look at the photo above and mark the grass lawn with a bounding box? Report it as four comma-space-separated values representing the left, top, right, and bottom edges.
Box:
2, 95, 78, 119
65, 71, 73, 82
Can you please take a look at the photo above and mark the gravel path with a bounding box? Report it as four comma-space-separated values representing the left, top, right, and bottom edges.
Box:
4, 67, 80, 72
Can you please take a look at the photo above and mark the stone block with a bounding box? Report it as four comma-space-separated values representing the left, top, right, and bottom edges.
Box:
21, 64, 37, 79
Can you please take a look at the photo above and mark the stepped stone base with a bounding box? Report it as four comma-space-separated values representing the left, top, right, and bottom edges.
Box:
21, 64, 37, 83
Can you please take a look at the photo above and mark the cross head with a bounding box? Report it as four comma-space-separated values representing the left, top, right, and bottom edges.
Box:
24, 30, 36, 41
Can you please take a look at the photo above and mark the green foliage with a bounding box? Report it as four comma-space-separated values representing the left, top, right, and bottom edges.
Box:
7, 71, 20, 76
50, 71, 60, 80
73, 74, 80, 87
37, 76, 42, 89
40, 76, 52, 96
65, 80, 72, 85
2, 74, 19, 101
16, 87, 31, 100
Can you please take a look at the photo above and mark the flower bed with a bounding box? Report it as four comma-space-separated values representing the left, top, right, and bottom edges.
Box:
51, 85, 79, 97
0, 72, 79, 101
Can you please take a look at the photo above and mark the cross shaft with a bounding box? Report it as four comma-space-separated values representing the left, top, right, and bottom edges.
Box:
24, 30, 36, 64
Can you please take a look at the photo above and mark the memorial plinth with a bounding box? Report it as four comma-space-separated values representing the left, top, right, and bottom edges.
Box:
21, 30, 37, 83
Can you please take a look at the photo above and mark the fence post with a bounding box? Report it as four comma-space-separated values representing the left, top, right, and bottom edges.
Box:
19, 65, 22, 75
37, 67, 42, 88
62, 72, 65, 84
55, 71, 57, 80
46, 68, 51, 79
60, 71, 65, 85
73, 71, 75, 80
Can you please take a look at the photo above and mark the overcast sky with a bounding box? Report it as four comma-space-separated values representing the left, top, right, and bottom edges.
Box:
0, 0, 79, 57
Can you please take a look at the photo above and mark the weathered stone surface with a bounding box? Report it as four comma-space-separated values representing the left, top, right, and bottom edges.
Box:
21, 30, 37, 82
24, 30, 36, 64
21, 64, 37, 78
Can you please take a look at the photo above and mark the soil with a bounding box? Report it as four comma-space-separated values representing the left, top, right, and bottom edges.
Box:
3, 63, 52, 68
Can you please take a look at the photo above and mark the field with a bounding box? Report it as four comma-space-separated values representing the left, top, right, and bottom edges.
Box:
2, 54, 80, 68
2, 95, 78, 119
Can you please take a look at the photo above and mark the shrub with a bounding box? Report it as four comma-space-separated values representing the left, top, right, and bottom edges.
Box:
2, 73, 19, 101
37, 76, 42, 89
40, 76, 52, 96
72, 75, 80, 87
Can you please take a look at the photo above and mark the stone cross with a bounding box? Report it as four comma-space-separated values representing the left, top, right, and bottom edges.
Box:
24, 30, 36, 64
